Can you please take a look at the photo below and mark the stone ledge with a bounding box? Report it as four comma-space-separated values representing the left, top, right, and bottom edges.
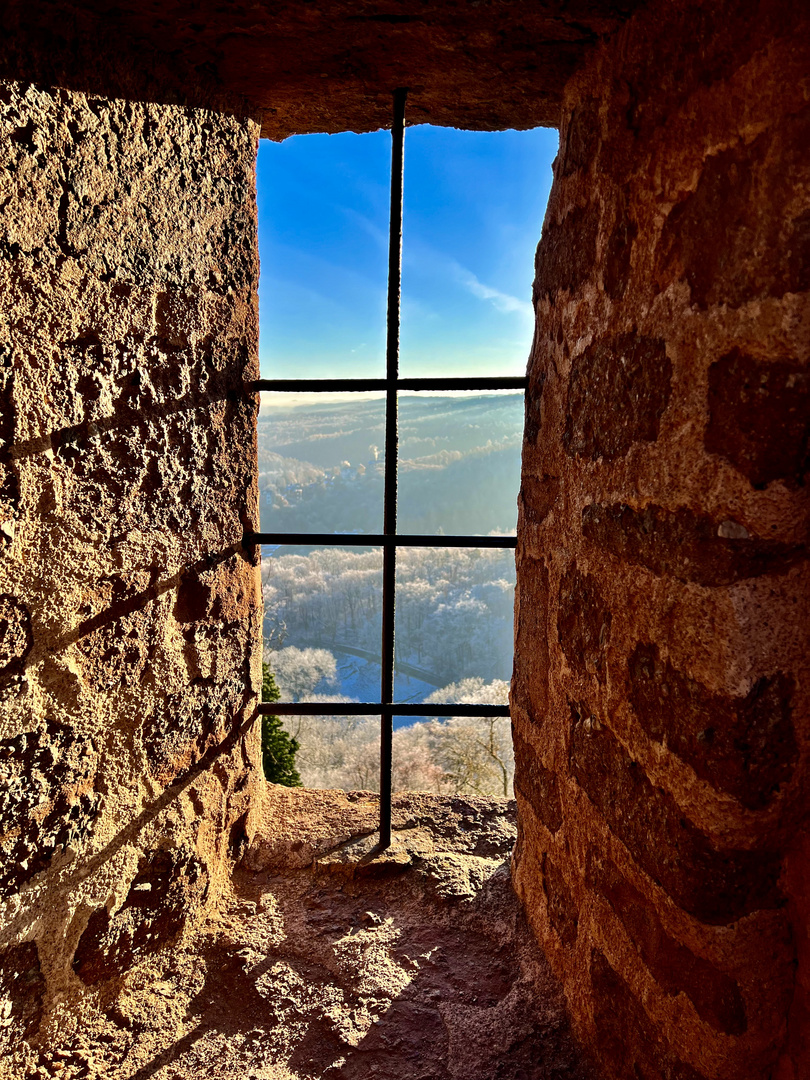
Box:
8, 789, 599, 1079
244, 787, 517, 873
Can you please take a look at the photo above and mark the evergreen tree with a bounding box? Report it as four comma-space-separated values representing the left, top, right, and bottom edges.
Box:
261, 662, 302, 786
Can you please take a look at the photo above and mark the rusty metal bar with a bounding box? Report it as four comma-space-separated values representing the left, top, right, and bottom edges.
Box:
379, 87, 407, 849
258, 702, 510, 717
248, 532, 516, 548
254, 376, 526, 392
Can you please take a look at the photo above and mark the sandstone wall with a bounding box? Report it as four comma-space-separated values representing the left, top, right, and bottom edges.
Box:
0, 82, 262, 1070
512, 2, 810, 1078
1, 2, 808, 1075
0, 0, 646, 137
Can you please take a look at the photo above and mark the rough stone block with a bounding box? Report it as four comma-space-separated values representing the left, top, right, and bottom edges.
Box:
628, 643, 797, 810
534, 203, 599, 301
514, 3, 810, 1059
563, 332, 671, 461
0, 942, 45, 1055
706, 349, 810, 490
570, 716, 783, 924
0, 720, 101, 900
73, 848, 209, 986
586, 850, 746, 1035
657, 107, 810, 308
557, 565, 612, 681
512, 555, 550, 719
543, 852, 579, 946
0, 78, 261, 1052
582, 502, 804, 587
590, 948, 709, 1080
512, 727, 563, 835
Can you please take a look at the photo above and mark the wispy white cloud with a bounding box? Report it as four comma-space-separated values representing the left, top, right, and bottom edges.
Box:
321, 213, 534, 323
454, 266, 532, 318
406, 238, 533, 320
342, 207, 389, 250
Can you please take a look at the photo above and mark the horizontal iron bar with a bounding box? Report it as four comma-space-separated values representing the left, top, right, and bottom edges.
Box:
256, 378, 387, 392
399, 377, 526, 390
258, 702, 510, 717
248, 532, 517, 548
253, 377, 527, 393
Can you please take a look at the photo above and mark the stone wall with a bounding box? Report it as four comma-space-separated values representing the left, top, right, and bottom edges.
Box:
511, 2, 810, 1077
1, 2, 808, 1076
0, 0, 646, 138
0, 81, 262, 1069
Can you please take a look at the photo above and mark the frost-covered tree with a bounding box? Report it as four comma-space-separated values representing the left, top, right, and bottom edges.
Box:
279, 699, 380, 791
420, 678, 513, 797
278, 677, 513, 797
264, 646, 338, 702
261, 546, 514, 687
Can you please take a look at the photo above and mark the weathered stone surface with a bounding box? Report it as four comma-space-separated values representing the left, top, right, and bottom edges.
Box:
518, 473, 560, 528
706, 349, 810, 489
586, 850, 746, 1035
582, 502, 804, 586
0, 720, 100, 900
73, 574, 161, 690
570, 716, 783, 924
0, 792, 599, 1079
603, 191, 637, 300
512, 727, 563, 833
523, 370, 546, 445
563, 333, 671, 461
0, 595, 32, 679
590, 949, 709, 1080
0, 941, 45, 1054
140, 678, 247, 783
535, 203, 600, 300
657, 106, 810, 308
559, 98, 600, 178
543, 852, 579, 946
0, 359, 18, 529
246, 788, 519, 874
629, 644, 797, 810
513, 5, 810, 1075
73, 848, 209, 986
0, 1, 646, 138
512, 555, 551, 719
557, 565, 612, 679
0, 75, 261, 1071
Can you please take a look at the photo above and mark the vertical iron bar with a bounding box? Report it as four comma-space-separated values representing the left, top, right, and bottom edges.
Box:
380, 87, 407, 849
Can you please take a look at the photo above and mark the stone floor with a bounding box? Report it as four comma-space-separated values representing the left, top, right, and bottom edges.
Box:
21, 792, 601, 1080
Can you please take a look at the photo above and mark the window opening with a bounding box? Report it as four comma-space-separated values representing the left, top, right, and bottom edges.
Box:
250, 92, 533, 846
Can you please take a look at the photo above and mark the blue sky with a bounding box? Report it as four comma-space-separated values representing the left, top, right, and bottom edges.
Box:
256, 125, 558, 380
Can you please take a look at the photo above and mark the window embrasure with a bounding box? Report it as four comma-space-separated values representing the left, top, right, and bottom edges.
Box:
248, 92, 526, 845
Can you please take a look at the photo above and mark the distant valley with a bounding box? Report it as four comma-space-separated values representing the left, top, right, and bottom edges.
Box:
258, 392, 522, 795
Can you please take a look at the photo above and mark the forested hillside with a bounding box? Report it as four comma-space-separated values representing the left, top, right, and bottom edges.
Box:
258, 393, 521, 795
258, 392, 522, 535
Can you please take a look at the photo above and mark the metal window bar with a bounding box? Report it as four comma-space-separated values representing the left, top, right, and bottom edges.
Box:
248, 89, 525, 848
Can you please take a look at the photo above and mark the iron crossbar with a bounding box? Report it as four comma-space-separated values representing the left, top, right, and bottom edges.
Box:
258, 703, 511, 717
254, 376, 527, 392
247, 532, 517, 548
